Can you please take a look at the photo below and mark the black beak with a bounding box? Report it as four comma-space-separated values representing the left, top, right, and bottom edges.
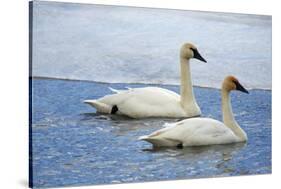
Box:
234, 80, 249, 94
192, 48, 207, 63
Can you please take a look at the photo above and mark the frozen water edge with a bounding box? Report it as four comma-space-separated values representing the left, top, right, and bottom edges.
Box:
32, 1, 272, 90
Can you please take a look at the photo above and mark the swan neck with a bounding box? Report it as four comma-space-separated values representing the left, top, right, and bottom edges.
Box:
180, 57, 196, 107
221, 89, 247, 141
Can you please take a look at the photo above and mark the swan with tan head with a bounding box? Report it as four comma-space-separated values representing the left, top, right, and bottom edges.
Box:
84, 43, 206, 118
139, 76, 249, 147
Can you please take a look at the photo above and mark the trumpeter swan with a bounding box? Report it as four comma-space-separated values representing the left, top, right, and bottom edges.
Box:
84, 43, 206, 118
139, 76, 249, 147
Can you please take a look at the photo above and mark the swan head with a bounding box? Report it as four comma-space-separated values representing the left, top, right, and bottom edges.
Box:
180, 43, 207, 63
223, 76, 249, 94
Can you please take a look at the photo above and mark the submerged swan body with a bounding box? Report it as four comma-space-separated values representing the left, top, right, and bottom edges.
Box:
84, 43, 207, 118
139, 76, 249, 147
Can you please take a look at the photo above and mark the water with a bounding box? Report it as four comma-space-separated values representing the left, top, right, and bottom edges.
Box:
31, 78, 271, 188
32, 1, 272, 89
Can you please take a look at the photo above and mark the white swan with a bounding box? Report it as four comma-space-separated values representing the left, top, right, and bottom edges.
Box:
139, 76, 249, 147
84, 43, 207, 118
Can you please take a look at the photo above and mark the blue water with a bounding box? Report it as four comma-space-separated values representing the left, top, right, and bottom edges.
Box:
31, 78, 271, 188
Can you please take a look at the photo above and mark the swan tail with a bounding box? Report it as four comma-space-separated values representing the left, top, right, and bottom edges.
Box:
138, 135, 180, 147
138, 135, 161, 146
83, 100, 111, 113
138, 135, 150, 141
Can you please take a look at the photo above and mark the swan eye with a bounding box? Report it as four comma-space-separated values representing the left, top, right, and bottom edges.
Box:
233, 80, 249, 94
190, 48, 207, 63
190, 48, 197, 55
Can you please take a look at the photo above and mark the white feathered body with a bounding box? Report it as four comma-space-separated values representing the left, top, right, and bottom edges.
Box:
84, 87, 201, 118
139, 118, 241, 147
